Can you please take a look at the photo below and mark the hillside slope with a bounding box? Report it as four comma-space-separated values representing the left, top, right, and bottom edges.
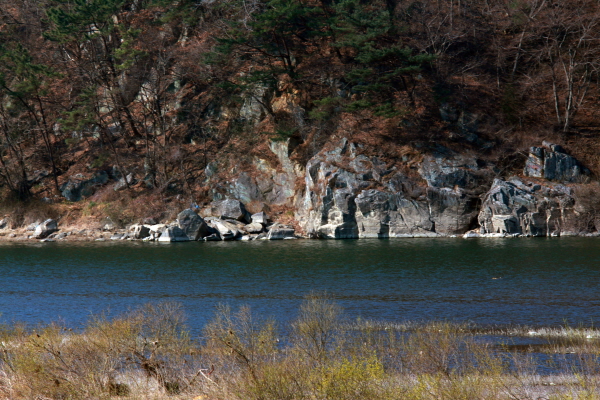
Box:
2, 0, 600, 238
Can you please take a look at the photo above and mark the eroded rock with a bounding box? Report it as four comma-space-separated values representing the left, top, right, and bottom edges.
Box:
296, 139, 490, 238
478, 177, 576, 236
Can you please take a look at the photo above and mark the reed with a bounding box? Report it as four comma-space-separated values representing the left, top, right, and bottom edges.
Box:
1, 296, 600, 399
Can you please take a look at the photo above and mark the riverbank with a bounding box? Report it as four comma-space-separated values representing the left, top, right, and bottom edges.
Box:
1, 298, 600, 400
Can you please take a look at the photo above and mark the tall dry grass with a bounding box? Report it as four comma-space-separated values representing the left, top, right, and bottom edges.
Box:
1, 295, 600, 399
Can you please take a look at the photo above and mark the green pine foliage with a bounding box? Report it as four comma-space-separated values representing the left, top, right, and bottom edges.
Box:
45, 0, 125, 42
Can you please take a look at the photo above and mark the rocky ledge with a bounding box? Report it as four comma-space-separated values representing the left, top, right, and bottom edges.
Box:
1, 140, 597, 242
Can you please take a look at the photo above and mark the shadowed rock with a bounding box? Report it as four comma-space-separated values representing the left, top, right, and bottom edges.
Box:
177, 209, 210, 240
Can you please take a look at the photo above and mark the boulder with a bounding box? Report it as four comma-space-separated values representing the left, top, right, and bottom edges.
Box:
157, 226, 190, 242
244, 222, 264, 234
524, 142, 588, 182
211, 220, 241, 240
129, 224, 151, 239
33, 219, 58, 239
251, 211, 269, 225
208, 199, 251, 223
103, 217, 116, 231
463, 230, 481, 238
478, 177, 576, 236
267, 224, 296, 240
114, 173, 137, 191
177, 209, 210, 240
203, 233, 221, 241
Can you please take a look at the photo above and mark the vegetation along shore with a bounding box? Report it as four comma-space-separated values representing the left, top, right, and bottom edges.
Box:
2, 296, 600, 399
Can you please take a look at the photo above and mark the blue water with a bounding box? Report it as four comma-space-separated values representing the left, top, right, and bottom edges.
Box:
0, 238, 599, 334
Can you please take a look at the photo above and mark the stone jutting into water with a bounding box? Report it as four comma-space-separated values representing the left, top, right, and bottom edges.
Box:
177, 209, 210, 240
158, 226, 190, 242
295, 138, 491, 238
478, 177, 577, 236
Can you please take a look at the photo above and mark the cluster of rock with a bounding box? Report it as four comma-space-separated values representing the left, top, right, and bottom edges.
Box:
113, 199, 296, 242
463, 142, 590, 238
463, 177, 578, 238
0, 199, 298, 242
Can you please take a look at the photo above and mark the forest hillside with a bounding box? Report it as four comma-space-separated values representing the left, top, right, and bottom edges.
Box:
2, 0, 600, 238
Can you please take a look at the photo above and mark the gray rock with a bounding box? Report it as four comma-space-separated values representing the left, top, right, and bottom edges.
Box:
129, 224, 151, 239
203, 139, 303, 207
266, 224, 296, 240
55, 232, 68, 240
27, 221, 41, 231
244, 222, 264, 234
524, 142, 588, 182
209, 199, 251, 223
211, 220, 241, 240
296, 139, 491, 239
33, 219, 58, 239
114, 173, 137, 191
103, 217, 117, 231
203, 233, 221, 241
251, 211, 269, 225
177, 209, 210, 240
148, 224, 168, 239
463, 230, 481, 238
478, 178, 576, 236
0, 219, 6, 229
61, 171, 109, 201
157, 227, 190, 242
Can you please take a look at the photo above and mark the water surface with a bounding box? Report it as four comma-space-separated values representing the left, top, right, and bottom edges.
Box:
1, 238, 599, 333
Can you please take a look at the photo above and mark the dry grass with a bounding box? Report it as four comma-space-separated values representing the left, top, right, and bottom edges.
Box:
2, 296, 600, 399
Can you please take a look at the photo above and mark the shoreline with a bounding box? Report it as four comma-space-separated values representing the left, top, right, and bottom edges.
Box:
1, 225, 599, 243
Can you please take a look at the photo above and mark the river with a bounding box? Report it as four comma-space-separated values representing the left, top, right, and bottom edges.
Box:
0, 238, 599, 334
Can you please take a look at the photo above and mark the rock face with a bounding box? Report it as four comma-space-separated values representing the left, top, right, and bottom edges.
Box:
296, 139, 491, 238
478, 177, 576, 236
524, 142, 588, 182
177, 209, 209, 240
34, 219, 58, 239
204, 139, 303, 207
61, 171, 109, 202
